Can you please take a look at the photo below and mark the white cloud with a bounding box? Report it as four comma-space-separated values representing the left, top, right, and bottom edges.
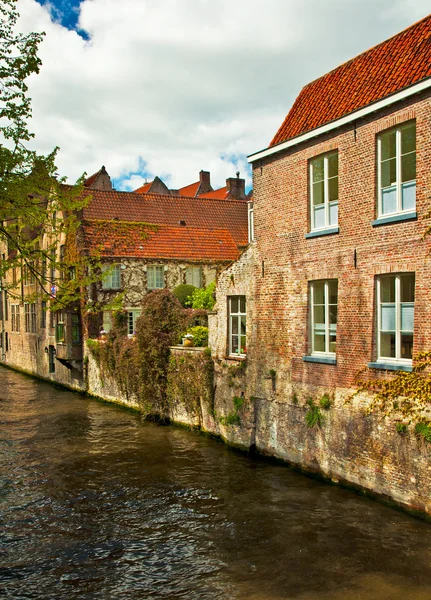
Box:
15, 0, 431, 191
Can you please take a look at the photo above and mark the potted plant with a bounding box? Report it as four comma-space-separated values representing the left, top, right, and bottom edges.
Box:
183, 333, 194, 347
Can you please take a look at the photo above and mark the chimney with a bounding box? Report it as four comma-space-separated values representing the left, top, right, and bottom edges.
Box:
198, 170, 212, 194
226, 172, 246, 200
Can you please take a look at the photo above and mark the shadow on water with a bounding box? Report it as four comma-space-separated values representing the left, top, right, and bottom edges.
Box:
1, 366, 431, 600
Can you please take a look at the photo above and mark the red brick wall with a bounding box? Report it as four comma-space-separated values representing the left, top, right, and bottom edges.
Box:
252, 90, 431, 389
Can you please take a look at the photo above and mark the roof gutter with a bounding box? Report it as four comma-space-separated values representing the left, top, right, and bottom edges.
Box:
248, 77, 431, 163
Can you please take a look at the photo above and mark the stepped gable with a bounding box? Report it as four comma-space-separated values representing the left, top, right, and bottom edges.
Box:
81, 188, 248, 248
271, 14, 431, 146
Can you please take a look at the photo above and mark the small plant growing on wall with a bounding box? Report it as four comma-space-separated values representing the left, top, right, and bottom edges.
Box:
319, 394, 331, 410
414, 422, 431, 443
305, 398, 324, 428
396, 422, 408, 435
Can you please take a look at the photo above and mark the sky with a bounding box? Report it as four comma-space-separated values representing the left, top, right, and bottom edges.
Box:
14, 0, 431, 192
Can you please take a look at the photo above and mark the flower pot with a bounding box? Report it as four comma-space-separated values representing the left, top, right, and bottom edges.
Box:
184, 338, 193, 347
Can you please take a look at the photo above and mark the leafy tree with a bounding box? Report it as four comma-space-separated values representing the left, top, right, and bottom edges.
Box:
0, 0, 98, 308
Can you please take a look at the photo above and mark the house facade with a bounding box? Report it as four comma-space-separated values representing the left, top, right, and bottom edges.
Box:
208, 15, 431, 513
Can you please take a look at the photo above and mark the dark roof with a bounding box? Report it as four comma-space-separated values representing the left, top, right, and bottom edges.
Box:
271, 14, 431, 146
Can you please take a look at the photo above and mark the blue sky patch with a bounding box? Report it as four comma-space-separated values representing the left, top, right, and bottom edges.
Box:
35, 0, 90, 40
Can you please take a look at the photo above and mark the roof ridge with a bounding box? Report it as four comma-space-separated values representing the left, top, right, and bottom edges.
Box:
303, 13, 431, 90
83, 187, 248, 205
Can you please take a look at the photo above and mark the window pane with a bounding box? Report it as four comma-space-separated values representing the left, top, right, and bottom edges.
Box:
230, 297, 239, 313
240, 336, 246, 353
402, 182, 416, 211
380, 332, 396, 358
314, 205, 325, 229
329, 335, 336, 353
329, 202, 338, 227
312, 181, 324, 206
401, 152, 416, 183
313, 305, 325, 327
312, 158, 324, 182
401, 123, 415, 154
401, 304, 414, 332
328, 153, 338, 177
232, 317, 239, 335
328, 281, 338, 304
240, 296, 246, 313
329, 305, 337, 328
313, 333, 325, 352
401, 334, 413, 360
381, 276, 395, 302
313, 281, 325, 304
381, 187, 397, 215
240, 315, 246, 335
381, 305, 396, 332
381, 158, 396, 188
328, 177, 338, 202
231, 336, 239, 354
400, 274, 415, 302
380, 130, 396, 160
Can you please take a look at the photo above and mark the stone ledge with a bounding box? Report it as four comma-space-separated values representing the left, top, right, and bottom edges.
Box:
170, 345, 208, 352
368, 361, 413, 372
302, 355, 337, 365
371, 211, 417, 227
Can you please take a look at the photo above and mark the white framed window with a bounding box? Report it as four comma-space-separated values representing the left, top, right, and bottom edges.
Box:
378, 122, 416, 217
248, 202, 255, 242
102, 264, 121, 290
102, 311, 112, 332
24, 303, 36, 333
186, 266, 202, 288
228, 296, 246, 356
127, 310, 141, 336
377, 273, 414, 363
310, 280, 337, 355
56, 311, 65, 342
147, 265, 164, 290
310, 151, 338, 231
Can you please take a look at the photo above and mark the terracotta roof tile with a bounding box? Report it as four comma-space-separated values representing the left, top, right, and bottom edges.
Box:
178, 181, 200, 197
81, 220, 239, 261
81, 188, 248, 248
134, 181, 153, 194
271, 14, 431, 146
198, 186, 229, 200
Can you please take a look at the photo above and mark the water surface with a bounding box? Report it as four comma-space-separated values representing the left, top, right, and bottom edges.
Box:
1, 367, 431, 599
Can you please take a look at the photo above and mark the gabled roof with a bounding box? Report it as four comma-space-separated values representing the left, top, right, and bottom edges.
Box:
178, 181, 200, 197
81, 220, 239, 261
271, 14, 431, 146
84, 168, 103, 187
134, 181, 153, 194
81, 189, 248, 249
198, 186, 229, 200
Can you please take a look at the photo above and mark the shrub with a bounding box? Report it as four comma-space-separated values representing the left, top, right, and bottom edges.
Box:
187, 281, 216, 310
185, 325, 208, 347
396, 422, 408, 435
173, 284, 196, 307
305, 400, 324, 428
414, 422, 431, 443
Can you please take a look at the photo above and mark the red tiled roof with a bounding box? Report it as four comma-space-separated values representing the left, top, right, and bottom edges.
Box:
198, 186, 228, 200
178, 181, 200, 197
84, 168, 102, 187
134, 181, 153, 194
271, 14, 431, 146
81, 189, 248, 248
81, 220, 239, 261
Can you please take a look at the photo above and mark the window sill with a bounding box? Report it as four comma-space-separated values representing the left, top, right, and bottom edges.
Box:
372, 211, 416, 227
302, 355, 336, 365
305, 227, 339, 239
225, 355, 247, 362
368, 362, 413, 372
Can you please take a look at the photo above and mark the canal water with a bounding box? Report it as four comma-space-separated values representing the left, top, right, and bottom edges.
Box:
1, 368, 431, 600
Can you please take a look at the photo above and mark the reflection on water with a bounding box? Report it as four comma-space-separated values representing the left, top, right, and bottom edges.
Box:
1, 367, 431, 600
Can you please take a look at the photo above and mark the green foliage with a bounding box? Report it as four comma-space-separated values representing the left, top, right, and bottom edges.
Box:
319, 394, 331, 410
354, 352, 431, 423
166, 348, 214, 421
185, 326, 208, 347
396, 422, 408, 435
233, 395, 245, 411
173, 284, 196, 307
305, 400, 324, 428
186, 281, 216, 310
269, 369, 276, 378
86, 338, 101, 363
292, 393, 299, 405
219, 395, 246, 427
414, 422, 431, 443
0, 1, 104, 309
